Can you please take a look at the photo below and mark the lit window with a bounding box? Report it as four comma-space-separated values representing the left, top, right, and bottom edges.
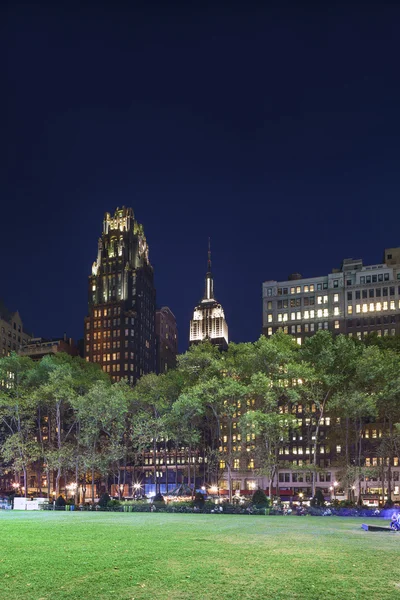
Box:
334, 307, 339, 316
278, 314, 282, 322
323, 308, 328, 317
323, 295, 328, 304
369, 303, 375, 312
317, 309, 322, 318
310, 285, 315, 292
296, 337, 302, 345
317, 296, 322, 305
356, 304, 361, 313
376, 302, 382, 311
362, 304, 368, 313
291, 312, 296, 320
267, 327, 272, 336
333, 294, 339, 303
283, 313, 288, 322
290, 287, 295, 294
383, 302, 388, 310
304, 310, 309, 319
296, 311, 301, 320
390, 300, 395, 310
310, 310, 315, 319
268, 314, 273, 322
304, 285, 309, 293
348, 306, 353, 315
334, 320, 339, 329
296, 286, 301, 294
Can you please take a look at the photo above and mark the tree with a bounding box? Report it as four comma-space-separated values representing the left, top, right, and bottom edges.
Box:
0, 354, 39, 494
299, 332, 361, 496
73, 380, 128, 502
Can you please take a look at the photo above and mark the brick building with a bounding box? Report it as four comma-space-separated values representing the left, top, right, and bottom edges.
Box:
156, 307, 178, 373
84, 207, 156, 383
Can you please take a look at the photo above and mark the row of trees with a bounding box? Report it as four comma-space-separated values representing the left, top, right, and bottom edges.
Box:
0, 331, 399, 503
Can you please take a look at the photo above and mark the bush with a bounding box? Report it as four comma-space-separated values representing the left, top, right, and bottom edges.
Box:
55, 495, 66, 507
107, 499, 121, 509
252, 489, 269, 508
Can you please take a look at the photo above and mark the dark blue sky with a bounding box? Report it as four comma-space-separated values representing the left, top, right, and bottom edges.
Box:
2, 2, 400, 352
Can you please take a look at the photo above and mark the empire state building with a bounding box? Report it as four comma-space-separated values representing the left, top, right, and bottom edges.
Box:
189, 243, 229, 350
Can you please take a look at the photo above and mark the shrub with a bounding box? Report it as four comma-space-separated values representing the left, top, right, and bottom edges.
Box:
98, 493, 111, 508
252, 489, 269, 508
55, 495, 66, 507
107, 499, 121, 509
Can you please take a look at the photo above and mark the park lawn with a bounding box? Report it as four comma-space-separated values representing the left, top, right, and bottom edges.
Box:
0, 512, 399, 600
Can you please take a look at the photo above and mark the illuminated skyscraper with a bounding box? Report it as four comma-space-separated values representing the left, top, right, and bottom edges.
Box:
84, 207, 156, 383
189, 242, 228, 350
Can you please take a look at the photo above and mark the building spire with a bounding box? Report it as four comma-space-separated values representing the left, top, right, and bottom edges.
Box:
204, 237, 214, 300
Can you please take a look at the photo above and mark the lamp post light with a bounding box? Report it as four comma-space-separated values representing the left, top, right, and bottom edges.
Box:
329, 485, 334, 501
333, 481, 339, 501
133, 483, 142, 499
66, 482, 77, 501
298, 492, 304, 506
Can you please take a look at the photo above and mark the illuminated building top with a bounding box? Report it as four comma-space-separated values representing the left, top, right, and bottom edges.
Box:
189, 241, 228, 350
85, 206, 156, 383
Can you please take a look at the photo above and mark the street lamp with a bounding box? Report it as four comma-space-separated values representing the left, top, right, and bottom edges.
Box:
133, 483, 142, 498
66, 482, 77, 501
333, 481, 339, 501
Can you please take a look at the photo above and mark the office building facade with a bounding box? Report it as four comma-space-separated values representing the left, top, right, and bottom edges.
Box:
84, 207, 156, 383
0, 300, 31, 357
263, 247, 400, 344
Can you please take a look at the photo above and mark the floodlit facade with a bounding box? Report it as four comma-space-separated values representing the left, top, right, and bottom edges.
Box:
190, 243, 228, 350
84, 207, 156, 383
263, 247, 400, 344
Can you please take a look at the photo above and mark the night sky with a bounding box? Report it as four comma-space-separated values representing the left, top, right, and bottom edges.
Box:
2, 2, 400, 353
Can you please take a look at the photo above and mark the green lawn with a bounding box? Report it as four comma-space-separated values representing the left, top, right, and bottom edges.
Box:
1, 511, 399, 600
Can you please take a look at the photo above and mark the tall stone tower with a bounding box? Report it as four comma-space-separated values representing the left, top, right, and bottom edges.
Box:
84, 207, 156, 383
189, 241, 229, 350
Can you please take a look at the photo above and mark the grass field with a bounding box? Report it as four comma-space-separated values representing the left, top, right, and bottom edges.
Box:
1, 511, 399, 600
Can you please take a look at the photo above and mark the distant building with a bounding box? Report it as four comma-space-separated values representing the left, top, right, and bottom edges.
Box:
263, 247, 400, 344
189, 242, 228, 350
84, 207, 156, 383
0, 300, 32, 357
19, 335, 79, 360
156, 307, 178, 373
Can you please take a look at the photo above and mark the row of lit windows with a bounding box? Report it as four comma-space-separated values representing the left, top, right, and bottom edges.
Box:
365, 457, 399, 467
352, 300, 399, 314
267, 273, 399, 299
93, 307, 121, 318
279, 445, 340, 455
275, 308, 339, 322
